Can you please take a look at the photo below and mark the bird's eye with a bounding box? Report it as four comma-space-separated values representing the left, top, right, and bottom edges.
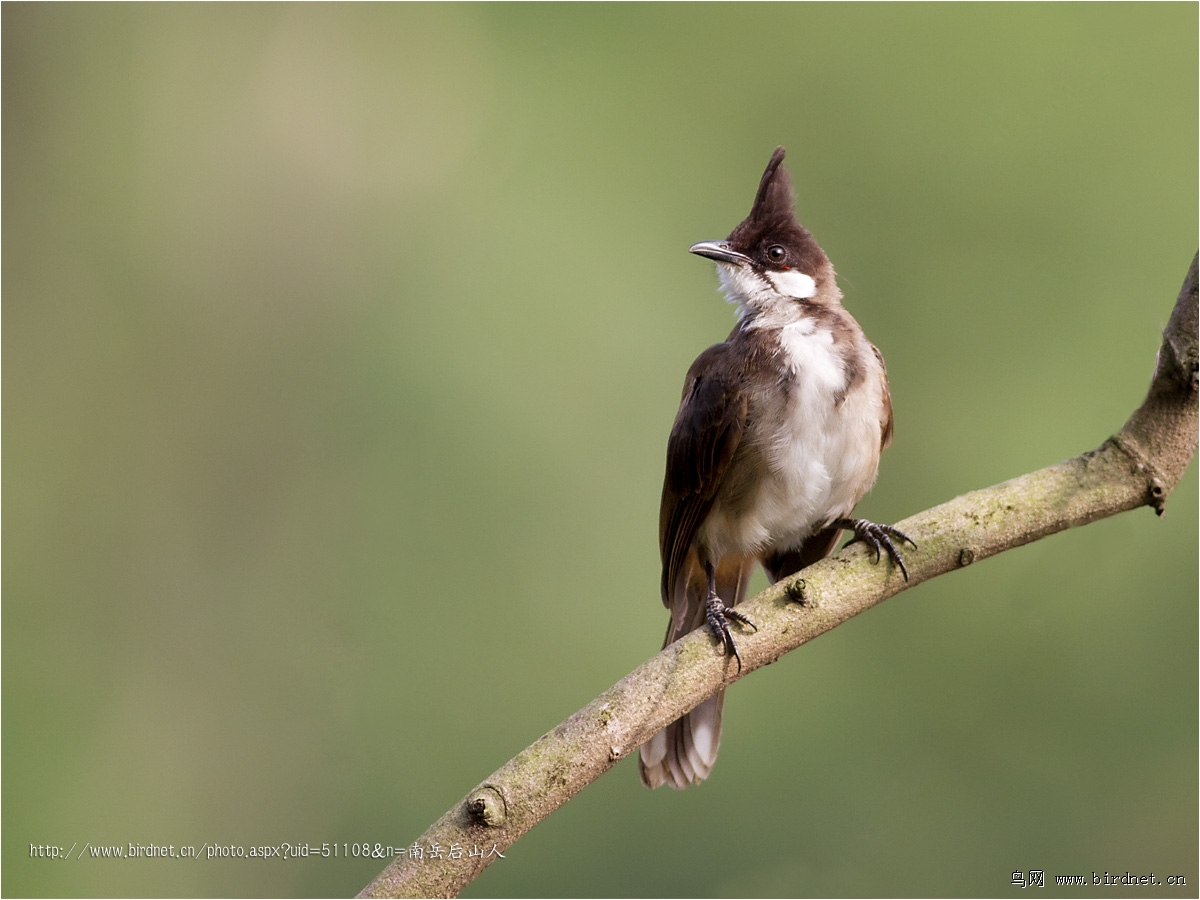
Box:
767, 245, 787, 263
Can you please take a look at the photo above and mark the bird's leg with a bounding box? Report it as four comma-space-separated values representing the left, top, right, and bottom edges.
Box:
703, 560, 756, 673
833, 517, 918, 581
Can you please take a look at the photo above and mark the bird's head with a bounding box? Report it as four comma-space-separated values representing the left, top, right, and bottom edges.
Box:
690, 147, 839, 323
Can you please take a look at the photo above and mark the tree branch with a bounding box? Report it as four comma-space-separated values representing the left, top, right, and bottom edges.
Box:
359, 254, 1198, 899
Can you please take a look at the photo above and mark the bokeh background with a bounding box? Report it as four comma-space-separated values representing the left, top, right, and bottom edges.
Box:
3, 4, 1196, 897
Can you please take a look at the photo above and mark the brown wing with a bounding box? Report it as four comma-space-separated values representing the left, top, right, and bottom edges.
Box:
871, 342, 894, 450
658, 342, 748, 607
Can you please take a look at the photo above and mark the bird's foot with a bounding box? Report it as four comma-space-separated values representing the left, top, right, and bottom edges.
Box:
834, 518, 917, 581
705, 596, 756, 674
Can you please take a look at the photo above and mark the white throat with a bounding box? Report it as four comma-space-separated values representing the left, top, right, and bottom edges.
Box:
716, 262, 820, 325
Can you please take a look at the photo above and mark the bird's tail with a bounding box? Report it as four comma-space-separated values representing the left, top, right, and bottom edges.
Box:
639, 555, 752, 789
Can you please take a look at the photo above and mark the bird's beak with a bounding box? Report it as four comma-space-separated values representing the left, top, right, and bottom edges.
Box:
689, 240, 752, 266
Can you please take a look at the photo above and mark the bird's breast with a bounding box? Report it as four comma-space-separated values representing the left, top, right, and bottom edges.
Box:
701, 318, 885, 558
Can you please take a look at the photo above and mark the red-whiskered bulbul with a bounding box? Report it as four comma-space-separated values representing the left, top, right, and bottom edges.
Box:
639, 147, 914, 790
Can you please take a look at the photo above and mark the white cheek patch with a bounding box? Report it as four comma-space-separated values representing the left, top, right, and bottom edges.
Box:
766, 268, 818, 299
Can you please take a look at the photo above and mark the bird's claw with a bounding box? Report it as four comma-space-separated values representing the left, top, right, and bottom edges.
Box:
705, 596, 756, 674
836, 518, 917, 581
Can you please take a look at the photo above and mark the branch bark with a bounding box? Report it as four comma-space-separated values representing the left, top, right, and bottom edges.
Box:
359, 254, 1198, 899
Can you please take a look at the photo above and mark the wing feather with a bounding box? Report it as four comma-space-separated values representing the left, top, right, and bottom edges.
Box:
658, 343, 747, 607
871, 342, 894, 450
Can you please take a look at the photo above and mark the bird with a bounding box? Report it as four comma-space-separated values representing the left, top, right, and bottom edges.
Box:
638, 147, 914, 790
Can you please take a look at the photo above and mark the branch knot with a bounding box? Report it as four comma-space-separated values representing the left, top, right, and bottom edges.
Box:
1107, 433, 1169, 513
466, 786, 506, 827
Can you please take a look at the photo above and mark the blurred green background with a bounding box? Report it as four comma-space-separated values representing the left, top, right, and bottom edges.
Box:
3, 3, 1196, 897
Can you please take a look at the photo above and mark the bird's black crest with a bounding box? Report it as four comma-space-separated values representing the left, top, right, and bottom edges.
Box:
749, 146, 792, 223
727, 147, 823, 273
